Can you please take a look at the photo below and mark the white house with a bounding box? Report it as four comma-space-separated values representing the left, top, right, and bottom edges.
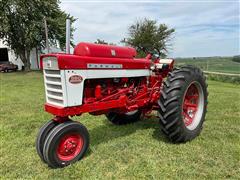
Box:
0, 39, 62, 70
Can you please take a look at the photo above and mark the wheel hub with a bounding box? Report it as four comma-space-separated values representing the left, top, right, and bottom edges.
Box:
57, 134, 83, 161
64, 140, 77, 153
182, 82, 204, 130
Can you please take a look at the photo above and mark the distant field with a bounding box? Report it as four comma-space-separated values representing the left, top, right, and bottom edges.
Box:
175, 57, 240, 74
1, 72, 240, 179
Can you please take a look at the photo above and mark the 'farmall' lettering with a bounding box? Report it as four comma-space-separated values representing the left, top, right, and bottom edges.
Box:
87, 63, 122, 69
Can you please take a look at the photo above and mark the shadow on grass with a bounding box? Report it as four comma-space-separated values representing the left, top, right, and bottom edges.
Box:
84, 116, 170, 157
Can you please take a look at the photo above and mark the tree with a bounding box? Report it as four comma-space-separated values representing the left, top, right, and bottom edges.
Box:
94, 39, 108, 45
94, 39, 115, 45
0, 0, 76, 70
232, 55, 240, 63
122, 18, 175, 58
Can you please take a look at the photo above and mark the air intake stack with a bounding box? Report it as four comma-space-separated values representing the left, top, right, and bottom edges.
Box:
66, 19, 71, 54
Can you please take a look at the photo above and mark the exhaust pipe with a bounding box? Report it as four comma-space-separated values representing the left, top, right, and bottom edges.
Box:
66, 19, 71, 54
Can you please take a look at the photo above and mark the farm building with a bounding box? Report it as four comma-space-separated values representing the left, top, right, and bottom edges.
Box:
0, 39, 60, 70
0, 39, 40, 70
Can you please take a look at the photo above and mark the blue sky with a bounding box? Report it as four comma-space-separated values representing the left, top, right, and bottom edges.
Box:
60, 0, 239, 57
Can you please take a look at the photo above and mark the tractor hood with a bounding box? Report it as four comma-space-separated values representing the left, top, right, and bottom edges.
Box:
40, 42, 150, 70
74, 42, 137, 59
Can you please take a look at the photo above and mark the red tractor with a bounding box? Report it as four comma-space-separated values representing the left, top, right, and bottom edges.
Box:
37, 42, 208, 168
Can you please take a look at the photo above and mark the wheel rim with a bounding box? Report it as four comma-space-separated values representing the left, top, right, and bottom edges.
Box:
57, 133, 84, 161
125, 110, 138, 116
182, 81, 204, 130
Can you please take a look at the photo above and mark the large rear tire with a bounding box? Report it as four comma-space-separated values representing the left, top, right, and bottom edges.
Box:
158, 66, 208, 143
106, 110, 142, 125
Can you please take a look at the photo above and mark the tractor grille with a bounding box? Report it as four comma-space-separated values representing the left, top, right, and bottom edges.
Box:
44, 70, 64, 106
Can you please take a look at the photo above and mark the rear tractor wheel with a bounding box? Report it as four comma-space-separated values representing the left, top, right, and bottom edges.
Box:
106, 110, 142, 125
158, 66, 208, 143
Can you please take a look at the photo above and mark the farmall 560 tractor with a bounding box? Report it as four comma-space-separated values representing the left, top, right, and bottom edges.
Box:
36, 22, 208, 168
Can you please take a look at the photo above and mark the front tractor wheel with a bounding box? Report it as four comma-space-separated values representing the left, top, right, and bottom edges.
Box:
36, 120, 59, 162
43, 121, 89, 168
158, 66, 208, 143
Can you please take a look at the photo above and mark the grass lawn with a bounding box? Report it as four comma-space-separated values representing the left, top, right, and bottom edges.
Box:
0, 72, 240, 179
176, 57, 240, 74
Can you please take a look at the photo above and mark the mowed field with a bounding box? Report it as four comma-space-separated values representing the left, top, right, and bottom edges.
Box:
0, 72, 240, 179
175, 57, 240, 74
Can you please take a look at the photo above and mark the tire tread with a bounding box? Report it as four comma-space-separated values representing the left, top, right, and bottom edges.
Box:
158, 66, 208, 143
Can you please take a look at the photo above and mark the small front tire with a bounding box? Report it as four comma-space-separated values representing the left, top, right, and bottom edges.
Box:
43, 121, 89, 168
36, 120, 59, 162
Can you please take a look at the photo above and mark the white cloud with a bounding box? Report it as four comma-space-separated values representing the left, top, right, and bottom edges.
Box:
60, 1, 239, 57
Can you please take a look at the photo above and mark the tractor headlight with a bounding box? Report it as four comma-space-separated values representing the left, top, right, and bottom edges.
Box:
42, 56, 59, 70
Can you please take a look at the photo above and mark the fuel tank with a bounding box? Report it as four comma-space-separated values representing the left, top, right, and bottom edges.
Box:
74, 42, 137, 59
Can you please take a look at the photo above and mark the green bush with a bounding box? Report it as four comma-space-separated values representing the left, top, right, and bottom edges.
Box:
206, 73, 240, 84
232, 55, 240, 63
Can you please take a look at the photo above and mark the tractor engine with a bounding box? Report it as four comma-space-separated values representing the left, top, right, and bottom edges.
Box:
83, 77, 144, 114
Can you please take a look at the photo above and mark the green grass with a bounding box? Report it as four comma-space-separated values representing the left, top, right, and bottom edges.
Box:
0, 72, 240, 179
176, 57, 240, 74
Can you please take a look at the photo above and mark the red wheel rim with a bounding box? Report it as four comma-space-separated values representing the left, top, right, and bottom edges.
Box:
182, 83, 200, 127
57, 133, 84, 161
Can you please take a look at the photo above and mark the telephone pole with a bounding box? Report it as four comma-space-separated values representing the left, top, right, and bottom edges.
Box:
44, 17, 50, 53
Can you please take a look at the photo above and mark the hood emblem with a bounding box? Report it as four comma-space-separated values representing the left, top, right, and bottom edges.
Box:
69, 75, 83, 84
111, 49, 116, 56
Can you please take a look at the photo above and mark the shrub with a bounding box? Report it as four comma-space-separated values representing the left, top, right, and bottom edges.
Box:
232, 55, 240, 63
206, 73, 240, 84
